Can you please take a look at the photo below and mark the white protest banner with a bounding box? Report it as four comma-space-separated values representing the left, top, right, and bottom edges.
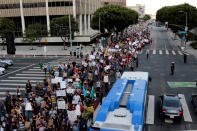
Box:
56, 90, 66, 96
73, 82, 78, 88
57, 99, 66, 109
67, 110, 77, 123
51, 77, 63, 84
68, 79, 73, 83
56, 77, 62, 82
75, 104, 81, 116
96, 81, 101, 87
104, 75, 109, 83
60, 81, 66, 89
67, 88, 75, 94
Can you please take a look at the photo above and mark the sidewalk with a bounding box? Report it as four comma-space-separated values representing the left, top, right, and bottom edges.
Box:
167, 29, 197, 58
0, 45, 94, 57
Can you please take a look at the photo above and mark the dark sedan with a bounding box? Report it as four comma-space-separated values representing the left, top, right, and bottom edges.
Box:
159, 94, 183, 121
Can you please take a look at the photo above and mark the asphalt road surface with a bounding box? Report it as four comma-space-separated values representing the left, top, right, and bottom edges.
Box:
139, 26, 197, 131
0, 26, 196, 130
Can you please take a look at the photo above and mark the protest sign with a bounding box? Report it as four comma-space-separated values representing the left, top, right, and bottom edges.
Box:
67, 110, 77, 123
104, 75, 109, 83
56, 90, 66, 96
67, 88, 75, 94
57, 99, 66, 109
60, 81, 66, 89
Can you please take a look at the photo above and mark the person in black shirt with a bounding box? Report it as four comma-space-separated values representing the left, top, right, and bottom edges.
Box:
25, 80, 32, 97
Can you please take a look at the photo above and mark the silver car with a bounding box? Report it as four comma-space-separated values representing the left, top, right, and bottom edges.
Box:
0, 67, 5, 75
0, 59, 13, 66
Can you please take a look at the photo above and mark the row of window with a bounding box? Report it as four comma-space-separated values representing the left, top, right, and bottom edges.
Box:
0, 1, 73, 9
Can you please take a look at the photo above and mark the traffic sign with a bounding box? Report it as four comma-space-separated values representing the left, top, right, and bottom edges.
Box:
178, 31, 186, 34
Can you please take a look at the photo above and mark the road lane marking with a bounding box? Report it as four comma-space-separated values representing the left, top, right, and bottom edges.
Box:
8, 77, 45, 79
178, 94, 192, 122
166, 50, 169, 55
0, 64, 35, 78
178, 51, 183, 55
16, 74, 46, 76
153, 50, 156, 54
0, 87, 25, 90
28, 69, 41, 71
0, 83, 36, 86
146, 95, 155, 124
0, 80, 42, 83
33, 67, 40, 69
159, 50, 162, 55
22, 71, 47, 74
172, 50, 176, 55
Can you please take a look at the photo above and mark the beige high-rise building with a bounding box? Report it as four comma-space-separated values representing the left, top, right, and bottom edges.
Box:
0, 0, 101, 43
127, 4, 145, 18
101, 0, 126, 6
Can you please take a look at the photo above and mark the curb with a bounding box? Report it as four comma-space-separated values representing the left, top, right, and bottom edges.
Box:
0, 54, 71, 58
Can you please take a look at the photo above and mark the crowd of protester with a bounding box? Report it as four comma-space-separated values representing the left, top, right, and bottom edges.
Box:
0, 24, 151, 131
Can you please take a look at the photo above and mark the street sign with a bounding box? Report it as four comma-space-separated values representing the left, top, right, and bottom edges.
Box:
178, 31, 186, 34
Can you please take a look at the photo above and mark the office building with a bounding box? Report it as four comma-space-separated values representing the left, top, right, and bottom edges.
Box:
101, 0, 126, 6
0, 0, 101, 43
127, 4, 145, 18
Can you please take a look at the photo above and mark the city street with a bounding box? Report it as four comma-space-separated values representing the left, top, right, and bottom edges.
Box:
0, 26, 196, 130
138, 26, 197, 130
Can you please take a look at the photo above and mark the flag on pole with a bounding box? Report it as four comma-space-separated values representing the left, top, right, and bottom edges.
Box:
90, 87, 96, 98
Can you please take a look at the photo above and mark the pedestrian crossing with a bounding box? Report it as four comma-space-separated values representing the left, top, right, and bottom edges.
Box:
0, 66, 46, 100
139, 49, 187, 56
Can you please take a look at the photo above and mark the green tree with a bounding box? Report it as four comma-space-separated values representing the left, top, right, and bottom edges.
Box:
0, 18, 15, 50
142, 14, 151, 21
91, 5, 138, 34
50, 15, 78, 50
23, 23, 48, 50
156, 3, 197, 33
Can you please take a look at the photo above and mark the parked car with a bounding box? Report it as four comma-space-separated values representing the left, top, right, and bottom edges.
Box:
0, 62, 8, 69
0, 59, 13, 66
191, 94, 197, 113
159, 94, 183, 120
0, 67, 5, 75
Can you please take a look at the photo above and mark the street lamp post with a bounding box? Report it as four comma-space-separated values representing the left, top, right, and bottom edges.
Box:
178, 11, 188, 30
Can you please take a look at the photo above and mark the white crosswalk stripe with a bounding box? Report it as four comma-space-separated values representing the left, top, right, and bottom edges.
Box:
0, 80, 42, 83
146, 95, 155, 124
172, 50, 176, 55
8, 76, 45, 79
0, 83, 36, 86
153, 50, 156, 54
16, 74, 46, 77
159, 50, 162, 55
166, 50, 169, 55
29, 69, 41, 71
178, 94, 192, 122
178, 51, 183, 55
22, 71, 47, 74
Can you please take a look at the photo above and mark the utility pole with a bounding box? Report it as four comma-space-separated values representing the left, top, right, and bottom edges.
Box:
69, 14, 72, 53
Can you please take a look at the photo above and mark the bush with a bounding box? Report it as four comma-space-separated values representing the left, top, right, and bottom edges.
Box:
190, 41, 197, 49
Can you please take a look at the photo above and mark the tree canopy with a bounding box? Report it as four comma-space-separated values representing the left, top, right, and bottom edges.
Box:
91, 4, 138, 33
50, 15, 78, 38
23, 23, 47, 43
142, 14, 151, 21
156, 3, 197, 32
0, 18, 15, 38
